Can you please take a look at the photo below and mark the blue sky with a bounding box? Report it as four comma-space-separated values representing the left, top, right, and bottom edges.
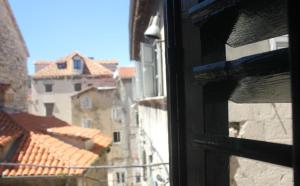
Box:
9, 0, 131, 74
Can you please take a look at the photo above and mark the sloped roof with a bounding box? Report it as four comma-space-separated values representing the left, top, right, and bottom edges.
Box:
71, 86, 116, 98
117, 67, 136, 79
33, 52, 113, 79
0, 132, 98, 177
47, 126, 112, 149
95, 59, 119, 65
0, 112, 112, 177
0, 112, 22, 147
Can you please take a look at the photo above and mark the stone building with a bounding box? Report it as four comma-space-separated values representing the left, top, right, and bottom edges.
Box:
30, 52, 117, 123
130, 0, 170, 185
0, 0, 29, 112
71, 67, 141, 186
113, 67, 142, 186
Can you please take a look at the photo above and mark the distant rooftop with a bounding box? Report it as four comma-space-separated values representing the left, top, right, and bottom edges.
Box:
33, 52, 116, 79
115, 67, 136, 79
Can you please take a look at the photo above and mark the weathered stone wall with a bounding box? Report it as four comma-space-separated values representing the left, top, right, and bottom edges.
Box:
0, 0, 28, 111
227, 39, 292, 186
229, 102, 293, 186
30, 76, 114, 122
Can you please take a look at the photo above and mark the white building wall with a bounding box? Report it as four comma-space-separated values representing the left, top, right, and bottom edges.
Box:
138, 105, 169, 186
30, 76, 114, 123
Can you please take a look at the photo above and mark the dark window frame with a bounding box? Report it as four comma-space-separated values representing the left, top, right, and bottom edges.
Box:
44, 84, 53, 92
57, 62, 67, 69
73, 57, 82, 70
113, 132, 121, 143
165, 1, 295, 186
44, 103, 54, 116
74, 83, 81, 91
116, 172, 120, 183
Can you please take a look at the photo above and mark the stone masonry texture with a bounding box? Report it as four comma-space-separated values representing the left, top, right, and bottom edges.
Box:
0, 0, 28, 111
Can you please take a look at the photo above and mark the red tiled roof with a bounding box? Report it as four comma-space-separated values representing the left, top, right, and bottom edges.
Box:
47, 126, 112, 149
117, 67, 136, 79
0, 112, 23, 147
0, 112, 112, 177
11, 112, 69, 132
33, 52, 113, 79
1, 132, 98, 177
95, 59, 118, 65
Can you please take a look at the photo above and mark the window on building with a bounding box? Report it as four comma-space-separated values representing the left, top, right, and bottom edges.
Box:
73, 56, 82, 70
111, 107, 122, 122
136, 172, 141, 183
81, 118, 92, 128
113, 132, 121, 143
143, 151, 147, 181
116, 172, 120, 183
80, 96, 92, 109
44, 103, 54, 116
136, 111, 139, 126
44, 84, 53, 92
140, 42, 157, 98
74, 83, 81, 91
149, 155, 153, 163
87, 83, 93, 87
57, 62, 67, 69
121, 172, 125, 183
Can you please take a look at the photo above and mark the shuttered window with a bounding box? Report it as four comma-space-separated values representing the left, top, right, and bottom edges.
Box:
140, 42, 157, 97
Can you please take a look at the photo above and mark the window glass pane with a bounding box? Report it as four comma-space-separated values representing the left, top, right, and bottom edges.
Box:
44, 84, 53, 92
113, 132, 120, 142
44, 103, 54, 116
74, 83, 81, 91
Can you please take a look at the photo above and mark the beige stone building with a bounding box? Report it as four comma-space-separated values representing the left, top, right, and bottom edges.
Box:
0, 0, 29, 112
130, 1, 170, 185
29, 52, 117, 123
71, 67, 140, 186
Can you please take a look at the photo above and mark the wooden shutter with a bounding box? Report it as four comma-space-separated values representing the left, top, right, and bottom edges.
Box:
140, 42, 157, 97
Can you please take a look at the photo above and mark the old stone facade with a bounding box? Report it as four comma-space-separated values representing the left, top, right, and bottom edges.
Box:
71, 87, 125, 164
30, 52, 116, 123
71, 67, 141, 186
0, 0, 29, 111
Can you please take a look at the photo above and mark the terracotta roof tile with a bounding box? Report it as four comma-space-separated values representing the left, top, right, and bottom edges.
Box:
47, 126, 112, 149
33, 52, 113, 78
0, 112, 112, 177
117, 67, 136, 79
10, 112, 69, 132
0, 112, 23, 147
0, 132, 98, 177
95, 59, 118, 64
